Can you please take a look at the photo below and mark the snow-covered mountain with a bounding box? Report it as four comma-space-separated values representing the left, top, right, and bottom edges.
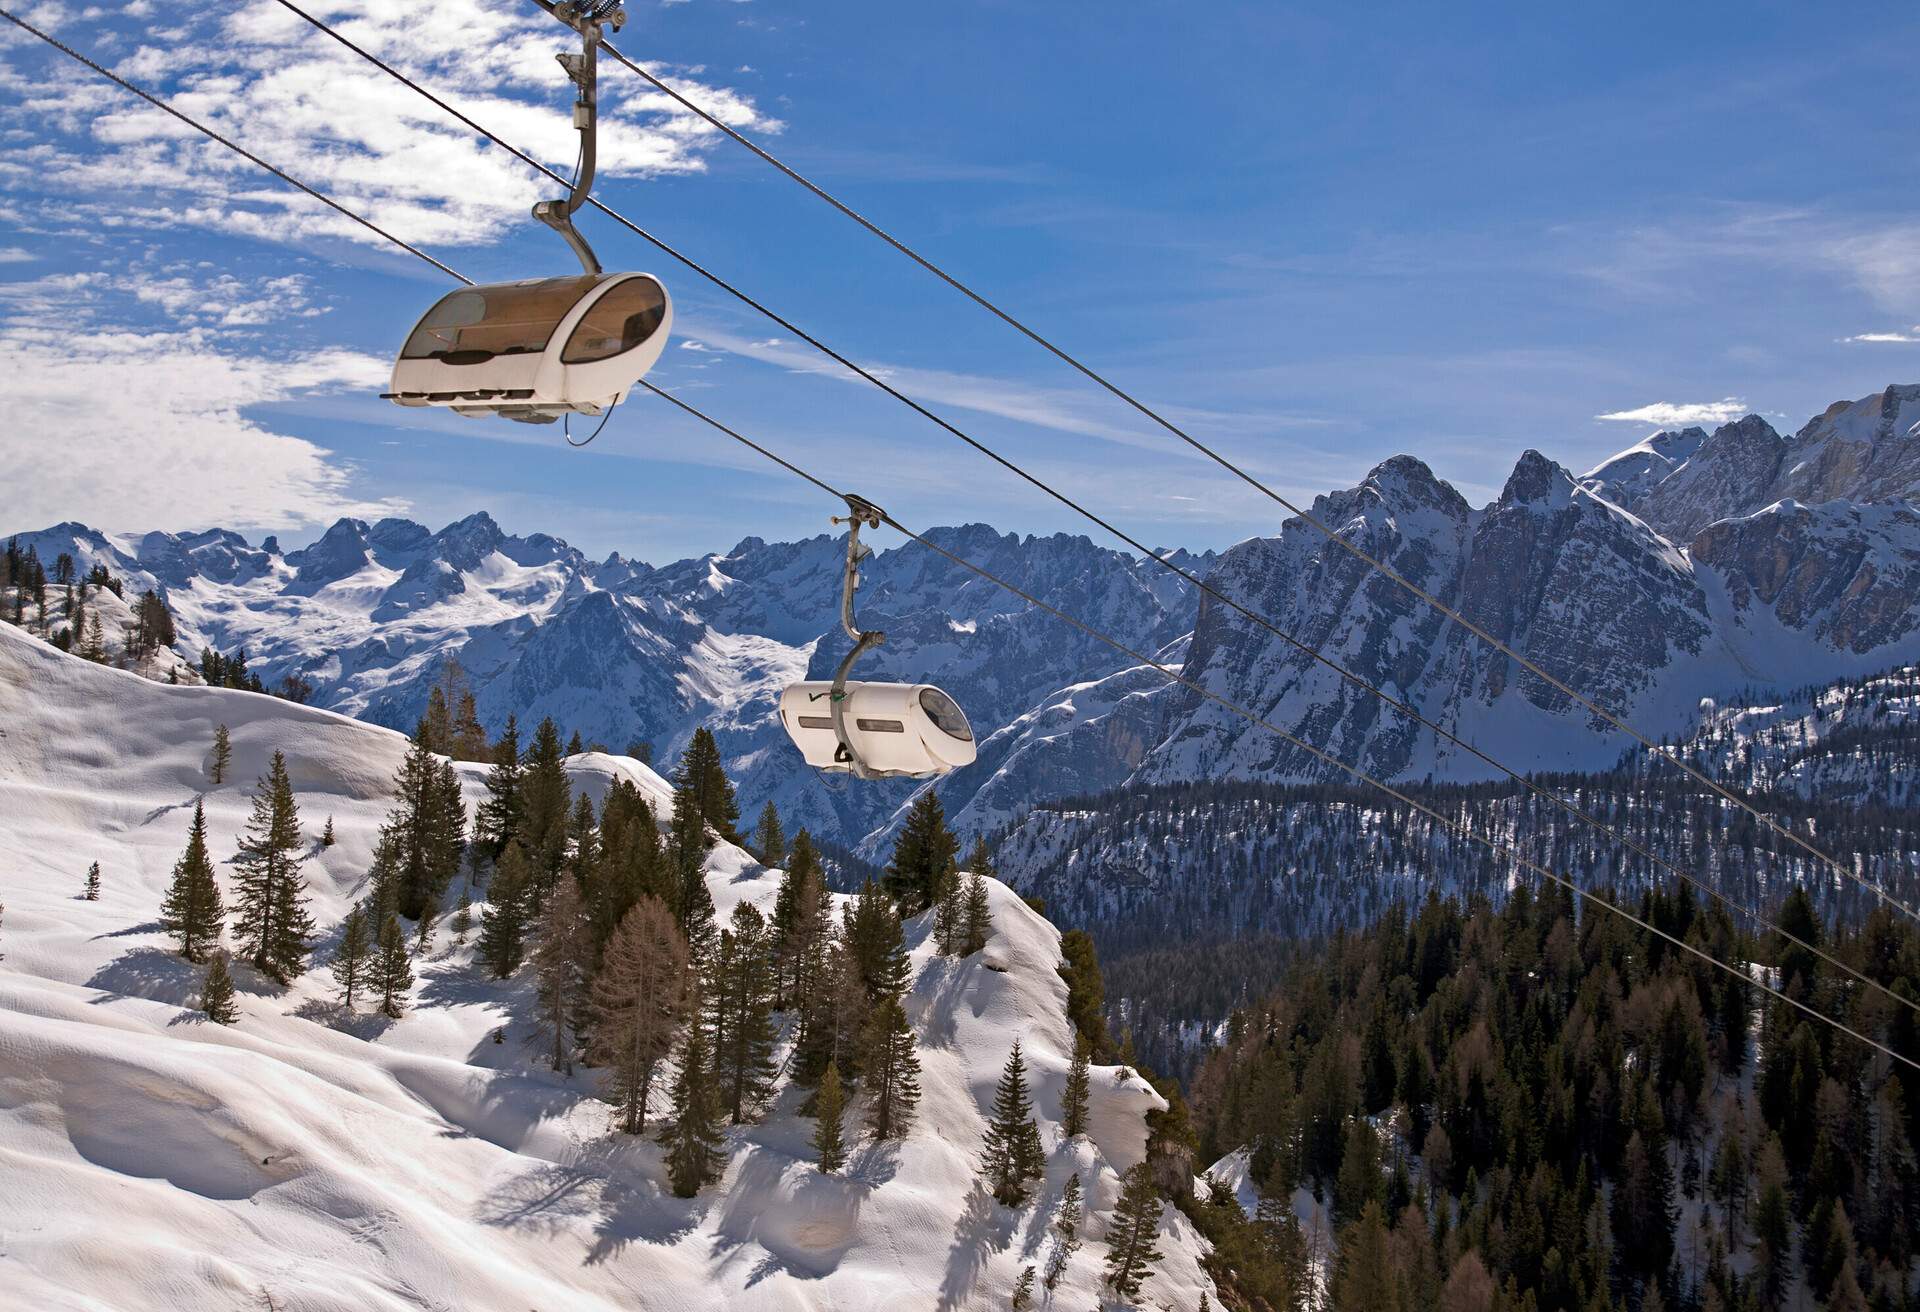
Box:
1581, 383, 1920, 540
8, 515, 1204, 851
0, 623, 1218, 1310
18, 383, 1920, 855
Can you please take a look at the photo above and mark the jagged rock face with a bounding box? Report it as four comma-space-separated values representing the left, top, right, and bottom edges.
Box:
1691, 500, 1920, 653
1590, 385, 1920, 540
1639, 415, 1787, 541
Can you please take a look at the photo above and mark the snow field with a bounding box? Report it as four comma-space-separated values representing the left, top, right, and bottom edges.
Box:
0, 624, 1215, 1309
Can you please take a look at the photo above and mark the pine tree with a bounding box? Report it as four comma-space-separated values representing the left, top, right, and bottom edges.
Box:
772, 830, 826, 1005
981, 1039, 1046, 1206
1043, 1172, 1083, 1290
423, 684, 452, 755
709, 901, 778, 1123
677, 727, 739, 842
883, 788, 959, 913
159, 799, 224, 962
379, 722, 468, 920
82, 612, 106, 662
932, 862, 963, 955
371, 911, 413, 1019
451, 688, 489, 762
231, 751, 314, 983
755, 800, 785, 868
210, 724, 232, 785
667, 771, 718, 963
320, 816, 336, 847
1062, 1033, 1092, 1138
1010, 1266, 1036, 1311
331, 905, 371, 1010
450, 886, 473, 943
474, 715, 524, 858
479, 841, 534, 977
860, 994, 923, 1139
589, 897, 689, 1134
662, 1016, 725, 1197
960, 868, 992, 956
844, 878, 910, 1002
1103, 1161, 1165, 1300
531, 877, 590, 1074
812, 1060, 848, 1173
82, 861, 100, 900
202, 951, 239, 1025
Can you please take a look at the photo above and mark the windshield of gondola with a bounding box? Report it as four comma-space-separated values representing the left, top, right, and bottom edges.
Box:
399, 276, 602, 361
560, 277, 667, 363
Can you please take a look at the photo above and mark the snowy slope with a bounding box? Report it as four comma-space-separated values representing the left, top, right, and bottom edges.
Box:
0, 624, 1216, 1311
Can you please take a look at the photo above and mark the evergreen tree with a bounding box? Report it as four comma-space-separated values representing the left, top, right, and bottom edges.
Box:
450, 886, 473, 943
331, 905, 371, 1010
1330, 1199, 1395, 1312
81, 612, 106, 662
82, 861, 100, 900
378, 722, 467, 920
231, 751, 314, 983
1010, 1266, 1036, 1311
589, 897, 689, 1134
320, 816, 335, 847
1043, 1172, 1083, 1290
532, 877, 590, 1073
709, 901, 778, 1123
755, 800, 785, 868
159, 799, 224, 962
1056, 929, 1108, 1058
202, 951, 239, 1025
772, 830, 826, 1004
932, 862, 964, 955
210, 724, 232, 785
883, 788, 958, 913
479, 841, 534, 978
677, 727, 739, 842
423, 684, 452, 755
371, 911, 413, 1019
981, 1040, 1046, 1205
589, 783, 663, 960
519, 717, 572, 900
474, 714, 524, 859
860, 995, 922, 1139
662, 1015, 725, 1197
666, 763, 719, 962
1061, 1034, 1092, 1138
960, 868, 992, 956
812, 1060, 848, 1173
844, 878, 910, 1002
1103, 1161, 1165, 1300
451, 688, 489, 762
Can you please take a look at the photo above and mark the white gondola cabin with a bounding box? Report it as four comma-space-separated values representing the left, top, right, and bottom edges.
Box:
779, 680, 976, 777
385, 272, 671, 424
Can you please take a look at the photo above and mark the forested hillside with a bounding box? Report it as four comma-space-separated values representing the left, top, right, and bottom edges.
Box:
1183, 882, 1920, 1310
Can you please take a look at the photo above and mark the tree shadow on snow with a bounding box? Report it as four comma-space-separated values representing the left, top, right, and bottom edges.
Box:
939, 1181, 1016, 1310
86, 946, 202, 1009
913, 955, 988, 1051
290, 995, 397, 1041
95, 919, 165, 939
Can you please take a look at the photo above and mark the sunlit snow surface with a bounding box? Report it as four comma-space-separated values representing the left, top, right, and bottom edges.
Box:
0, 625, 1216, 1311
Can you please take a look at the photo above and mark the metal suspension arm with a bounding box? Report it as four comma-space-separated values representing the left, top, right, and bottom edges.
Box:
534, 2, 624, 275
828, 495, 887, 778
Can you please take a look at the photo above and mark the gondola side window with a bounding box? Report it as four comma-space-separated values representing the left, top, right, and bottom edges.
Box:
401, 276, 602, 362
560, 277, 668, 364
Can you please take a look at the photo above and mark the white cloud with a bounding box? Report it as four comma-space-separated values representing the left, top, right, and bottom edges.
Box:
1595, 398, 1751, 426
1843, 327, 1920, 344
4, 322, 404, 531
0, 0, 779, 255
0, 245, 32, 262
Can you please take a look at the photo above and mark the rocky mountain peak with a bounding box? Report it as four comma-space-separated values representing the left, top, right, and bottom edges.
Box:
1496, 449, 1577, 509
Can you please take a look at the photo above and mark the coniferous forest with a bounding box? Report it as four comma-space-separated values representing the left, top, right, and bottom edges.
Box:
1180, 882, 1920, 1311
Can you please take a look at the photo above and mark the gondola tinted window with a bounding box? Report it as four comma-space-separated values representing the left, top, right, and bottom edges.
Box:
400, 276, 601, 362
560, 277, 669, 364
918, 687, 973, 741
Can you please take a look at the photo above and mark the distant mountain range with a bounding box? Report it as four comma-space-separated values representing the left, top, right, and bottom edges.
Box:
15, 382, 1920, 853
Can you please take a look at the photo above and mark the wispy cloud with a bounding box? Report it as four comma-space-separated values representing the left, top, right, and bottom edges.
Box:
1595, 398, 1750, 426
1842, 327, 1920, 344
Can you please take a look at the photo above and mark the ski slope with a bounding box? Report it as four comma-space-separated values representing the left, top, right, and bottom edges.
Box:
0, 623, 1216, 1310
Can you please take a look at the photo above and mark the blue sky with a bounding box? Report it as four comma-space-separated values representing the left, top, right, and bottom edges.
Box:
3, 0, 1918, 563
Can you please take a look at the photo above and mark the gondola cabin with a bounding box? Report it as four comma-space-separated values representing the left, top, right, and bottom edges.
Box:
779, 681, 976, 777
386, 272, 671, 424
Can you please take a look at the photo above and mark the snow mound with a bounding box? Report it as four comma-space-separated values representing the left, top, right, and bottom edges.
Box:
0, 624, 1215, 1309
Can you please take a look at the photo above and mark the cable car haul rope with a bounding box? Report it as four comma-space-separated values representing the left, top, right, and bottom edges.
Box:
4, 2, 1916, 1077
